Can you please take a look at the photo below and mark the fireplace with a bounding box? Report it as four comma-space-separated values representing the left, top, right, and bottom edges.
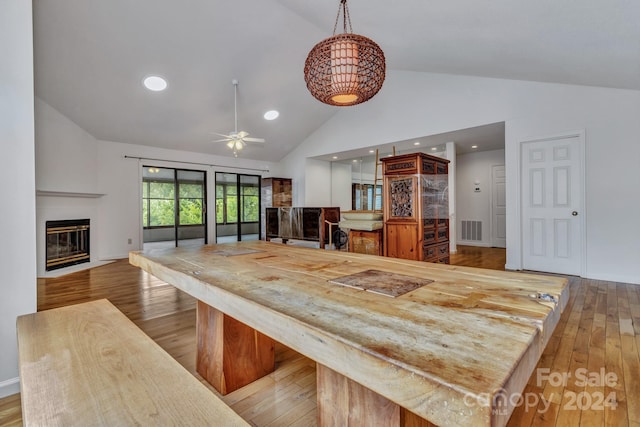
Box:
46, 219, 90, 271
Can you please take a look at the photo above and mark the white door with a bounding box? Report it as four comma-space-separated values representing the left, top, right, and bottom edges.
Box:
491, 165, 506, 248
521, 134, 583, 275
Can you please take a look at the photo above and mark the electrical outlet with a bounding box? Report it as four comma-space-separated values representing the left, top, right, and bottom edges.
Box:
128, 238, 132, 244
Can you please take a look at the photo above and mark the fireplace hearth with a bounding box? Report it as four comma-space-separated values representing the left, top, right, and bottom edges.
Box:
46, 219, 90, 271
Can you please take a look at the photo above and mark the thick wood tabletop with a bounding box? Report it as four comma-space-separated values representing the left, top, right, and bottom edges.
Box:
130, 241, 568, 427
16, 299, 249, 427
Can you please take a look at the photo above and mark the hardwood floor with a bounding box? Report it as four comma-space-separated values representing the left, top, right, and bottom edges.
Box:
1, 245, 638, 426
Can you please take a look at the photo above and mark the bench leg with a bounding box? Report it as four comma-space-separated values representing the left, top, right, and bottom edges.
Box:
196, 301, 275, 395
316, 364, 436, 427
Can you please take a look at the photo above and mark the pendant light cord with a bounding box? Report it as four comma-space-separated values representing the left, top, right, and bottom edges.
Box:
332, 0, 353, 35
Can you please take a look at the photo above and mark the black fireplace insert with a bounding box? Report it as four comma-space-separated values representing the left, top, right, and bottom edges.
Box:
46, 219, 90, 271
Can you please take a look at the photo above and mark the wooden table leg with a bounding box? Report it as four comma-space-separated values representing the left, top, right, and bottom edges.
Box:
316, 364, 435, 427
196, 301, 275, 395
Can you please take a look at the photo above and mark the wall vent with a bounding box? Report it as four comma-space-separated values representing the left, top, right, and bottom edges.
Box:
461, 220, 482, 241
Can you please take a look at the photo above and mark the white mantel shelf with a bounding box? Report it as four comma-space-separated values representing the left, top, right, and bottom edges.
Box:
36, 190, 105, 198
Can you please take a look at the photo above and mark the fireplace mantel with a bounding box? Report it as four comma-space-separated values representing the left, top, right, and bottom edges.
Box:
37, 190, 105, 198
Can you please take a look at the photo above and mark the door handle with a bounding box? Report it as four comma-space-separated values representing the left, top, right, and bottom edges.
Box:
572, 211, 578, 216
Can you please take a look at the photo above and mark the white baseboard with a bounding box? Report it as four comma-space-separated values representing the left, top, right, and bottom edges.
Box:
456, 241, 494, 248
505, 263, 521, 271
583, 272, 640, 286
0, 377, 20, 398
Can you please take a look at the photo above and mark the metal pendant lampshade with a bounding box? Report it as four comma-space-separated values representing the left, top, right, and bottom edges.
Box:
304, 0, 385, 107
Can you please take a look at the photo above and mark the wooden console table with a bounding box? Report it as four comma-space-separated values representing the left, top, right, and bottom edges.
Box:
130, 241, 568, 427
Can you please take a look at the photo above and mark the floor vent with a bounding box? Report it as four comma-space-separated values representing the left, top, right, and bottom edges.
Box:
461, 220, 482, 241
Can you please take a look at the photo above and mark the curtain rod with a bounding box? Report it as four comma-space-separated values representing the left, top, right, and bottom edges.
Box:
124, 155, 270, 173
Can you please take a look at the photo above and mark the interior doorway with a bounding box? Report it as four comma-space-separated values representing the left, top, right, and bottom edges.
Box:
142, 167, 208, 249
215, 173, 261, 243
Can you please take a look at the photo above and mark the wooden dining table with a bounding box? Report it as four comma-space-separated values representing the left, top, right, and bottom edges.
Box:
129, 240, 568, 427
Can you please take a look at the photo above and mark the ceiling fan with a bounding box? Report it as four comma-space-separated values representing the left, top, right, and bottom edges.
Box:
214, 79, 265, 157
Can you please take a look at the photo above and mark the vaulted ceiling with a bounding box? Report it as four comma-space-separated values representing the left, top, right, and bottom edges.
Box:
33, 0, 640, 162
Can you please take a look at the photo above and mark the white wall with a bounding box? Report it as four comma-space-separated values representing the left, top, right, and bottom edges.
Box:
303, 158, 332, 207
278, 70, 640, 285
331, 162, 352, 211
456, 149, 505, 247
0, 0, 37, 398
35, 98, 98, 193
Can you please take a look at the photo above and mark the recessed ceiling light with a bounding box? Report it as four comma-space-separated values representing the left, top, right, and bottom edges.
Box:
387, 154, 393, 157
352, 159, 358, 163
143, 75, 167, 91
431, 147, 438, 151
414, 142, 420, 146
264, 110, 279, 120
332, 156, 338, 160
369, 150, 375, 153
471, 145, 478, 149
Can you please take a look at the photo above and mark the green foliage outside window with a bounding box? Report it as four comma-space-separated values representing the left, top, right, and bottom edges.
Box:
242, 186, 259, 222
143, 180, 205, 227
215, 183, 258, 224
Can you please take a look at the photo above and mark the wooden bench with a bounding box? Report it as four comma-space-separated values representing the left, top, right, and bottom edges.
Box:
16, 299, 248, 426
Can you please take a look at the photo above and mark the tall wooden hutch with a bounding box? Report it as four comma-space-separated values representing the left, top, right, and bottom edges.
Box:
261, 177, 292, 239
382, 153, 450, 263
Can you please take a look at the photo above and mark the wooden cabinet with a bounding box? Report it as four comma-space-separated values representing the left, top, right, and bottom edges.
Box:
382, 153, 450, 263
265, 207, 340, 246
261, 178, 292, 239
261, 177, 292, 208
349, 229, 383, 256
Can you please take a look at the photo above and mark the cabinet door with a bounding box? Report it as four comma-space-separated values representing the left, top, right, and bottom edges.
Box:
385, 176, 418, 220
385, 224, 419, 260
349, 230, 382, 256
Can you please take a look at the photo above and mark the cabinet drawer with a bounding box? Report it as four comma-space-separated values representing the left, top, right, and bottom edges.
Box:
423, 218, 436, 229
436, 227, 449, 242
421, 160, 436, 174
436, 218, 448, 227
423, 229, 436, 245
423, 242, 449, 262
436, 162, 448, 175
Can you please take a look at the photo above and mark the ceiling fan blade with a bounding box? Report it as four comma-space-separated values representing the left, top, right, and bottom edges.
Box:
213, 138, 232, 142
242, 137, 265, 143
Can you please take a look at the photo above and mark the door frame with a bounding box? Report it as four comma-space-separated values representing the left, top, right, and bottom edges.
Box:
140, 165, 208, 248
517, 129, 586, 276
489, 164, 506, 248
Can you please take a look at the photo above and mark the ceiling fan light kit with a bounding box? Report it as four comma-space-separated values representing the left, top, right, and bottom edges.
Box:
304, 0, 385, 107
214, 79, 265, 157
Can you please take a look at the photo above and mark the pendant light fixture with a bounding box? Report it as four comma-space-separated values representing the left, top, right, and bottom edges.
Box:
304, 0, 385, 107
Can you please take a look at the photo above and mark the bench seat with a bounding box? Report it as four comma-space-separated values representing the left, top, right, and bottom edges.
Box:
16, 299, 248, 426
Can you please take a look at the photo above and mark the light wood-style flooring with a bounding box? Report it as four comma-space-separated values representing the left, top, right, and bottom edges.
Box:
1, 245, 639, 427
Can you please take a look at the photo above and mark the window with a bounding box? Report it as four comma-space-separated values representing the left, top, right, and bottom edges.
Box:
215, 182, 259, 224
241, 184, 259, 222
215, 183, 238, 224
142, 168, 206, 228
142, 179, 176, 227
352, 183, 382, 211
179, 182, 205, 225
